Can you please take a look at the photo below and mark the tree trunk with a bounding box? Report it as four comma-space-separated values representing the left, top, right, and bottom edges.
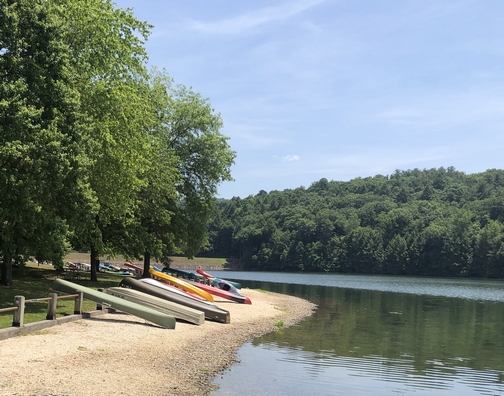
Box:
1, 253, 13, 286
90, 246, 99, 282
142, 251, 151, 278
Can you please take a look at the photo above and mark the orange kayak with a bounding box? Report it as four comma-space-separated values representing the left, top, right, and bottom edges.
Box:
149, 268, 214, 303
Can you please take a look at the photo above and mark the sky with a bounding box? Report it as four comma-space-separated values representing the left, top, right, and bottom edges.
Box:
113, 0, 504, 199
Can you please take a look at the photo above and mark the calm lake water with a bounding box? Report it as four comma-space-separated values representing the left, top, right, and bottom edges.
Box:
210, 271, 504, 396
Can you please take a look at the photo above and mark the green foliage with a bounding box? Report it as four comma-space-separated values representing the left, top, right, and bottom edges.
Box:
206, 168, 504, 278
0, 0, 91, 284
57, 0, 156, 280
105, 69, 235, 271
274, 320, 284, 328
0, 1, 234, 285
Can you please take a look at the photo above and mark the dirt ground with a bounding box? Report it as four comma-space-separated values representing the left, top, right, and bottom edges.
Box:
0, 288, 316, 396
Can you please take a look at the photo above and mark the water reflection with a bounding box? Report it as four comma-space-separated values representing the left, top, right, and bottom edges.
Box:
215, 344, 504, 395
217, 271, 504, 302
212, 276, 504, 395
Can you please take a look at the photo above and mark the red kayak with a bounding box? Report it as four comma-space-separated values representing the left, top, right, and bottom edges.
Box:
196, 268, 213, 278
196, 269, 242, 289
124, 262, 144, 275
187, 280, 251, 304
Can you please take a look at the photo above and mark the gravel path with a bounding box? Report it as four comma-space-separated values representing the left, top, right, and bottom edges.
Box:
0, 289, 316, 396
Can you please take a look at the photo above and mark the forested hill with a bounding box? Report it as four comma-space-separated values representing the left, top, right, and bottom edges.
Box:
206, 167, 504, 278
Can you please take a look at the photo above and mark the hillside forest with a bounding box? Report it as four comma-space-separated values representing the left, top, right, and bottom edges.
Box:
205, 167, 504, 279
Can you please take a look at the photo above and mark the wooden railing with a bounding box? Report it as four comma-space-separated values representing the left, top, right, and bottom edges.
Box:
0, 292, 83, 328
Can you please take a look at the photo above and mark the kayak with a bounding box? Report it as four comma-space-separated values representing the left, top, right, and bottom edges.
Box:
119, 277, 230, 323
124, 262, 144, 275
196, 269, 242, 289
140, 278, 209, 303
187, 280, 251, 304
162, 267, 203, 281
149, 268, 214, 303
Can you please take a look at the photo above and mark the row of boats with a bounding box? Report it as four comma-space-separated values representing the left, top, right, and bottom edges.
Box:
51, 266, 251, 329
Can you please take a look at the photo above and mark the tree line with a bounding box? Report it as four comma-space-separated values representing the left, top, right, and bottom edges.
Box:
0, 0, 235, 285
205, 167, 504, 278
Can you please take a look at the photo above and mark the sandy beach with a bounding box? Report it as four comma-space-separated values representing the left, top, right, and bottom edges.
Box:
0, 288, 316, 396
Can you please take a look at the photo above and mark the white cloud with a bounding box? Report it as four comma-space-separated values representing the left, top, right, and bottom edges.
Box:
283, 155, 301, 162
188, 0, 325, 35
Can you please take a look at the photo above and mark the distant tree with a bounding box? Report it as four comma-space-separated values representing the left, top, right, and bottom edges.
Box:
384, 235, 409, 275
471, 220, 504, 278
344, 227, 384, 273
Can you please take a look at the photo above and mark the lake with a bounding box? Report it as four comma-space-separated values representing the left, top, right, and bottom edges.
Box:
210, 272, 504, 395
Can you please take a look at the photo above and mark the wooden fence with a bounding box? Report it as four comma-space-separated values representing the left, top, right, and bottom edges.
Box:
0, 292, 108, 341
0, 292, 83, 327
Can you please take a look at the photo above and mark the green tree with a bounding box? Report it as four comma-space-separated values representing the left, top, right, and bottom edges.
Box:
471, 220, 504, 278
0, 0, 90, 285
384, 235, 409, 275
160, 73, 235, 260
343, 226, 384, 273
55, 0, 154, 281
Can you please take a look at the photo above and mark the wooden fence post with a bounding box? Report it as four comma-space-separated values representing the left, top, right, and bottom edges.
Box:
46, 293, 58, 320
12, 296, 25, 327
74, 291, 83, 314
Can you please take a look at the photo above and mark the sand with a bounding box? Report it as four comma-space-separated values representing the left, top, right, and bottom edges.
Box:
0, 288, 316, 396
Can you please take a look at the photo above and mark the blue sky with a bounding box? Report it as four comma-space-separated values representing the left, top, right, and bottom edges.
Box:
114, 0, 504, 199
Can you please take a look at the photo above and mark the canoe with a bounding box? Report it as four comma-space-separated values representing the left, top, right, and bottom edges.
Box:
51, 278, 176, 329
149, 268, 214, 303
196, 269, 242, 289
187, 280, 251, 304
119, 277, 230, 323
106, 287, 205, 325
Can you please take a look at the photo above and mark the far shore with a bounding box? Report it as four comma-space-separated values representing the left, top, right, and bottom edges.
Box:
0, 288, 316, 396
64, 252, 232, 271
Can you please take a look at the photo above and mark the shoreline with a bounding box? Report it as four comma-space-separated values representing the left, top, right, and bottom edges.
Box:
0, 288, 316, 396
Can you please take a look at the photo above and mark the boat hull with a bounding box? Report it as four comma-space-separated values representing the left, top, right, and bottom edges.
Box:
196, 269, 242, 289
187, 280, 251, 304
150, 269, 214, 302
51, 279, 176, 329
106, 287, 205, 325
119, 277, 230, 323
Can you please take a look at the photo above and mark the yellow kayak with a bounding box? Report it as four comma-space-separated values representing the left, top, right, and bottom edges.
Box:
149, 269, 214, 303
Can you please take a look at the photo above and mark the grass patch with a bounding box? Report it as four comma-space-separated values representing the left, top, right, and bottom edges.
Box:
274, 320, 284, 328
0, 264, 128, 330
168, 256, 228, 269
